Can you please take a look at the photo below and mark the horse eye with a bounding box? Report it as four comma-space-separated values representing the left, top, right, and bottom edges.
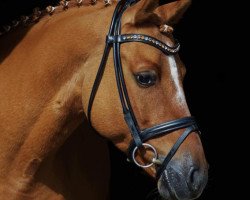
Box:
135, 71, 157, 87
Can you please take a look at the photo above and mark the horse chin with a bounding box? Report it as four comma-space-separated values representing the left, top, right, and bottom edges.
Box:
157, 171, 178, 200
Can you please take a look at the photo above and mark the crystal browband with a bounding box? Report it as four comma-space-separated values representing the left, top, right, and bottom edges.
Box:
107, 34, 180, 54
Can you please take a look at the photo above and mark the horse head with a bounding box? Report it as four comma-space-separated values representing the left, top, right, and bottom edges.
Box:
83, 0, 208, 199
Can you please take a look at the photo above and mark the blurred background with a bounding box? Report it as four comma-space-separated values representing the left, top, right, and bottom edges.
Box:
0, 0, 234, 200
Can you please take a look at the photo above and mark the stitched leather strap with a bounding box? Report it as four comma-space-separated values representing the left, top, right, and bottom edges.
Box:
156, 125, 198, 179
127, 117, 199, 163
141, 117, 197, 141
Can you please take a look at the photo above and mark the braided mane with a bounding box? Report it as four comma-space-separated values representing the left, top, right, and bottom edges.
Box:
0, 0, 113, 37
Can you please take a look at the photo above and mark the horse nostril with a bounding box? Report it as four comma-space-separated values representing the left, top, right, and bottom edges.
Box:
187, 166, 201, 192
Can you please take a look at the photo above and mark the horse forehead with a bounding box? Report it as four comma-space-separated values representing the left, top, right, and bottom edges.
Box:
120, 39, 175, 69
121, 42, 161, 59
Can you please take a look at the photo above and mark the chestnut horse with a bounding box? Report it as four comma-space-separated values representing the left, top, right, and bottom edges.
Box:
0, 0, 208, 199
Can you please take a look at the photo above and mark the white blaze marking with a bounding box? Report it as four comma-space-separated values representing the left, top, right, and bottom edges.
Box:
168, 56, 186, 104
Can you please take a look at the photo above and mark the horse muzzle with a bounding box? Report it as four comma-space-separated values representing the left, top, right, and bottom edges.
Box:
157, 159, 208, 200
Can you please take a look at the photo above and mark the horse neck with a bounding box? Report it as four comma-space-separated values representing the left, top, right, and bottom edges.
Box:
0, 1, 117, 147
0, 0, 114, 184
0, 1, 116, 123
0, 1, 116, 78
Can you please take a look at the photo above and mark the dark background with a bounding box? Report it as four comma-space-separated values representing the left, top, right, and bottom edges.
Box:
0, 0, 237, 200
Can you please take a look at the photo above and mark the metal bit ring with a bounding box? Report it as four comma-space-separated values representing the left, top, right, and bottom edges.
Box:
132, 143, 158, 168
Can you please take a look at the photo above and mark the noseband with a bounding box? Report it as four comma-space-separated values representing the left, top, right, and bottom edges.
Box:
87, 0, 200, 179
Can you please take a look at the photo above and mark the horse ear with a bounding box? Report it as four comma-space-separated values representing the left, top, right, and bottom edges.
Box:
155, 0, 192, 25
126, 0, 177, 26
126, 0, 191, 26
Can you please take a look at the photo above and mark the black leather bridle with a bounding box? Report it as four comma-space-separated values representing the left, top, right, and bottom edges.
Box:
87, 0, 200, 179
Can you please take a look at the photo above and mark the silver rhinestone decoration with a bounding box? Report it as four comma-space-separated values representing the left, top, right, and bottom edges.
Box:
122, 34, 179, 54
